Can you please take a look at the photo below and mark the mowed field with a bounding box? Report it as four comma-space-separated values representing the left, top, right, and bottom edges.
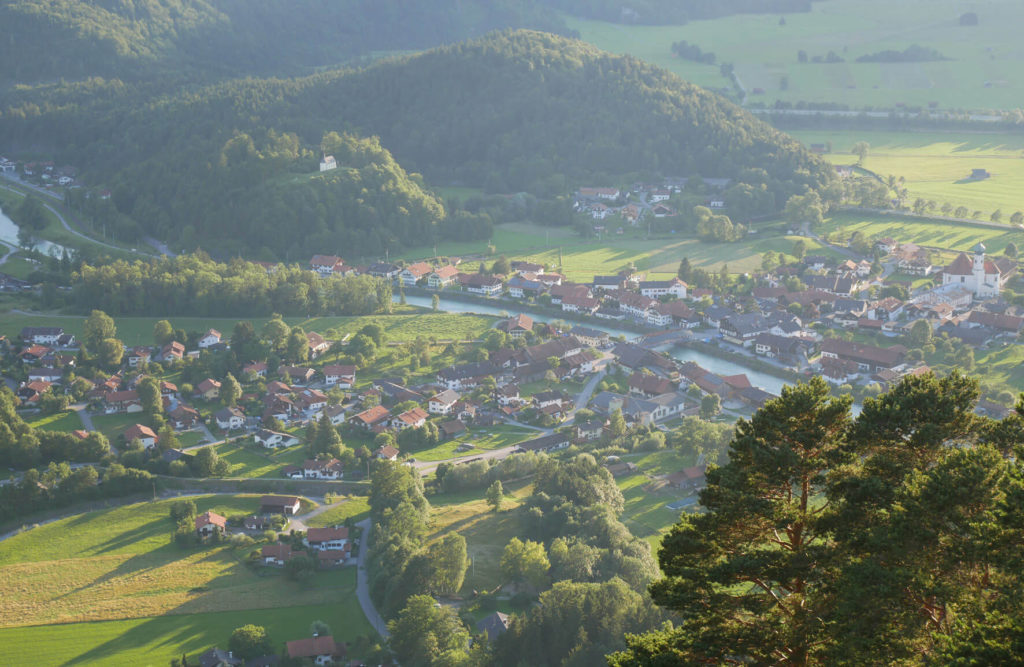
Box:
403, 220, 842, 281
789, 130, 1024, 221
0, 495, 372, 665
820, 211, 1024, 255
566, 0, 1024, 110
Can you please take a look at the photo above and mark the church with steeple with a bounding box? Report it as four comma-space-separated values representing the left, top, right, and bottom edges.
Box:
941, 243, 1012, 299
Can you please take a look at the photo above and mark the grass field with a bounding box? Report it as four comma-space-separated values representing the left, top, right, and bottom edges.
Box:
213, 439, 308, 479
24, 410, 84, 433
566, 0, 1024, 111
428, 482, 533, 594
410, 425, 538, 463
618, 449, 699, 553
90, 413, 149, 444
0, 310, 497, 347
0, 495, 372, 665
304, 496, 371, 529
820, 211, 1023, 254
397, 220, 841, 281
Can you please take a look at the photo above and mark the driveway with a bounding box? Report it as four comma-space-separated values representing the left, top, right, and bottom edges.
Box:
355, 517, 390, 638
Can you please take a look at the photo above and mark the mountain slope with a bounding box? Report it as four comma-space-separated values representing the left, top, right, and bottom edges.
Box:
0, 30, 835, 257
0, 0, 572, 85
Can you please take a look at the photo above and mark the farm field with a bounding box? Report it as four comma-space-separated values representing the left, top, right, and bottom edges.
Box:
407, 221, 841, 282
24, 410, 84, 433
0, 495, 372, 664
0, 309, 496, 346
819, 211, 1023, 255
790, 130, 1024, 219
565, 0, 1024, 111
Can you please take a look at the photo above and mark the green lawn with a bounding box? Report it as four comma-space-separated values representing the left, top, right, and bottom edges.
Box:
0, 600, 370, 667
820, 211, 1023, 254
0, 251, 40, 279
0, 495, 372, 665
90, 412, 149, 444
566, 0, 1024, 111
213, 439, 309, 479
618, 449, 699, 554
790, 130, 1024, 220
304, 496, 371, 529
24, 410, 84, 433
410, 425, 538, 462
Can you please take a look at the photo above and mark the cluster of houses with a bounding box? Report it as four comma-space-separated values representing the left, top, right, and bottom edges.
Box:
572, 178, 731, 227
8, 159, 78, 186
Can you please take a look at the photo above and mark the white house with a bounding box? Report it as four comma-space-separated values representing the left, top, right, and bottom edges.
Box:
319, 155, 337, 172
304, 526, 349, 551
303, 458, 344, 480
323, 364, 356, 388
198, 329, 222, 349
215, 407, 246, 430
255, 429, 299, 448
638, 278, 687, 299
428, 389, 460, 415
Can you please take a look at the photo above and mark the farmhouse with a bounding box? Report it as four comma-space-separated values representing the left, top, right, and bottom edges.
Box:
286, 635, 344, 665
124, 423, 158, 448
305, 526, 350, 551
195, 511, 227, 537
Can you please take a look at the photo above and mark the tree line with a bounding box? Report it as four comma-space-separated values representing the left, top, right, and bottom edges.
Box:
72, 253, 392, 317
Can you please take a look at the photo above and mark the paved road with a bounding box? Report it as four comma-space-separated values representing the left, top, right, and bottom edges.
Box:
355, 517, 390, 638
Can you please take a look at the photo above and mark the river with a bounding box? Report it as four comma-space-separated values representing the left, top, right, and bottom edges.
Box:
0, 203, 70, 258
400, 293, 794, 395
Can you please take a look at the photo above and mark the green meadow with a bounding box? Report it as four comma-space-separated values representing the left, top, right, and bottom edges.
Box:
790, 129, 1024, 220
566, 0, 1024, 111
0, 494, 372, 665
820, 211, 1024, 254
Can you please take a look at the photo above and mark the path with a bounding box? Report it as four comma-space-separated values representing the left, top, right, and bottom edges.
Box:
410, 443, 527, 476
0, 177, 156, 257
286, 497, 341, 533
354, 517, 390, 638
565, 363, 608, 422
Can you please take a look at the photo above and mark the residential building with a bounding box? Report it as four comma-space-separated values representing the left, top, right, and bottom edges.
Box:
260, 495, 301, 515
428, 389, 461, 414
198, 329, 222, 348
125, 423, 158, 448
351, 405, 391, 429
214, 407, 246, 431
255, 429, 300, 448
196, 511, 227, 538
323, 364, 356, 388
392, 407, 429, 430
303, 458, 344, 480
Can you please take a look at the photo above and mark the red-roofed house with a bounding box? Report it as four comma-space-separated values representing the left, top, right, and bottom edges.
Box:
286, 635, 343, 665
352, 405, 391, 429
323, 364, 356, 388
304, 526, 350, 551
195, 511, 227, 537
124, 423, 158, 448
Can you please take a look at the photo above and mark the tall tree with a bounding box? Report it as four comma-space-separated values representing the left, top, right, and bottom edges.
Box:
625, 378, 852, 665
153, 319, 174, 346
486, 480, 504, 512
388, 595, 470, 667
220, 373, 241, 407
83, 309, 116, 350
500, 537, 550, 589
429, 533, 469, 596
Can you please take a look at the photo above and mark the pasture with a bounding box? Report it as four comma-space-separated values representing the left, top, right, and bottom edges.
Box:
790, 129, 1024, 220
0, 494, 372, 664
566, 0, 1024, 111
820, 211, 1023, 254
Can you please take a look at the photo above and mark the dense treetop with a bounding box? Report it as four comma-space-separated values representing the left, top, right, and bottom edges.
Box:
0, 0, 571, 85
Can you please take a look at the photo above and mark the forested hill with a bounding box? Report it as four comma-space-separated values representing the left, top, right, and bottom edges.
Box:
0, 30, 834, 257
308, 30, 835, 200
0, 0, 572, 85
